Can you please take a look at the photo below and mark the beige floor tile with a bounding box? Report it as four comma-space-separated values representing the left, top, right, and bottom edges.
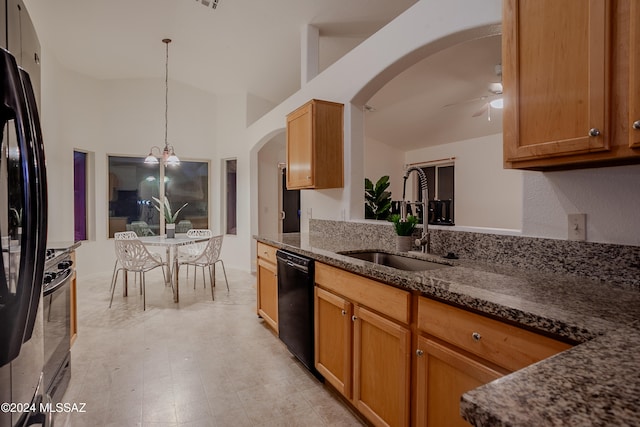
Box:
59, 268, 364, 426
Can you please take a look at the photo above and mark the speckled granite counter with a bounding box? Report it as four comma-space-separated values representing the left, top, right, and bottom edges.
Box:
254, 232, 640, 426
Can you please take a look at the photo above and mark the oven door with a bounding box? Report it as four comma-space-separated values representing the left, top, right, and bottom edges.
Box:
42, 267, 71, 403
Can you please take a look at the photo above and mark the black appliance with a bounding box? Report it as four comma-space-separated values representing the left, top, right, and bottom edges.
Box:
42, 249, 72, 405
275, 250, 321, 379
0, 1, 51, 426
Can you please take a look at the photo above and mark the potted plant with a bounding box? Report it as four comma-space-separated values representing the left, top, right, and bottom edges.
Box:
152, 197, 188, 238
365, 175, 392, 220
388, 213, 419, 252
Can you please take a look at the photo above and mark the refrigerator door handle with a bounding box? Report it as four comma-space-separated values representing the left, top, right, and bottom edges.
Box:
0, 47, 41, 366
18, 67, 48, 343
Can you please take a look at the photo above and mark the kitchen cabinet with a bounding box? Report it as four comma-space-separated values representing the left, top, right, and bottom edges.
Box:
256, 242, 278, 333
503, 0, 640, 169
414, 296, 571, 426
315, 263, 411, 427
415, 336, 503, 427
286, 99, 344, 189
630, 0, 640, 148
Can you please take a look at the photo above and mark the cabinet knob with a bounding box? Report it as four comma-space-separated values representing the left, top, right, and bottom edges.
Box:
416, 349, 424, 357
633, 120, 640, 130
341, 309, 347, 316
472, 332, 482, 342
351, 315, 358, 322
588, 128, 601, 137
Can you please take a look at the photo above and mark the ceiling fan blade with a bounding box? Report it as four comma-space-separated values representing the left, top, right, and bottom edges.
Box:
472, 103, 489, 117
442, 95, 490, 108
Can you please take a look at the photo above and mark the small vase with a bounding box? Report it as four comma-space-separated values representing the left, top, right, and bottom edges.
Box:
396, 235, 413, 252
166, 223, 175, 238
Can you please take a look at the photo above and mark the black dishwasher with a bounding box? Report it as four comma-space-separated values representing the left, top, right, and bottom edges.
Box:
276, 250, 321, 379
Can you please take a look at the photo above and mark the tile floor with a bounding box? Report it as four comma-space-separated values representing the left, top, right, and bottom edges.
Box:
56, 266, 365, 426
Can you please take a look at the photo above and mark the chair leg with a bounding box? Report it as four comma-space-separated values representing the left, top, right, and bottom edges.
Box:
201, 266, 207, 288
216, 260, 230, 291
110, 260, 119, 292
142, 273, 146, 311
208, 265, 215, 301
109, 268, 121, 308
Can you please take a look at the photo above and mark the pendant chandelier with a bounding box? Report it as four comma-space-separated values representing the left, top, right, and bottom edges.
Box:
145, 38, 180, 166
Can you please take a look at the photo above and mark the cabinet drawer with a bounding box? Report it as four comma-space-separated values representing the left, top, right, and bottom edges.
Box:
316, 263, 410, 324
256, 242, 277, 264
417, 297, 571, 372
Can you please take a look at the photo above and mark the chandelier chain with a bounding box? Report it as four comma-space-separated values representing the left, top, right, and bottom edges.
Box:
164, 39, 170, 149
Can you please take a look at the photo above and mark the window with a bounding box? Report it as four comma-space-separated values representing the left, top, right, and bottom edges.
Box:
73, 151, 88, 241
224, 159, 237, 235
418, 163, 455, 225
108, 155, 209, 237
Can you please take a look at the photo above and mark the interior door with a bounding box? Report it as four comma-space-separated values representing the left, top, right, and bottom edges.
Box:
281, 168, 300, 233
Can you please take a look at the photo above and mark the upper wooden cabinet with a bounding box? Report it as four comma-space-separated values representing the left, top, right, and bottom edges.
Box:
503, 0, 640, 169
286, 99, 344, 189
630, 0, 640, 148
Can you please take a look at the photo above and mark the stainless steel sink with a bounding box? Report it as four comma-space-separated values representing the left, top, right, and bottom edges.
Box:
338, 250, 451, 271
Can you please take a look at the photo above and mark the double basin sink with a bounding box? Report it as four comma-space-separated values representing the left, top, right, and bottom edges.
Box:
338, 250, 451, 271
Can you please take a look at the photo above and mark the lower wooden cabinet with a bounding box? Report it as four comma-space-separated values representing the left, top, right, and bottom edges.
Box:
315, 287, 352, 397
415, 296, 572, 426
354, 305, 411, 427
256, 243, 278, 333
415, 336, 504, 427
314, 263, 411, 427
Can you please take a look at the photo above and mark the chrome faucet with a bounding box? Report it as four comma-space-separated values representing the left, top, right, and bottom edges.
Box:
401, 166, 430, 253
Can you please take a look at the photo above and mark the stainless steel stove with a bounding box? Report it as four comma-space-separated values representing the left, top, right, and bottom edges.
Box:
42, 248, 73, 404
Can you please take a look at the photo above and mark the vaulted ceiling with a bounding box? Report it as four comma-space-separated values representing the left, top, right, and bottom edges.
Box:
24, 0, 502, 150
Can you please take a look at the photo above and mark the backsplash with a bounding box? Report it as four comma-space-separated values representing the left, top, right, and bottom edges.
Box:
310, 219, 640, 290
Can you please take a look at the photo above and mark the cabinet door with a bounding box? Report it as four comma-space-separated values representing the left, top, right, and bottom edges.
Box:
353, 305, 411, 427
415, 336, 503, 427
257, 258, 278, 333
314, 287, 352, 397
630, 0, 640, 148
503, 0, 610, 164
286, 103, 314, 189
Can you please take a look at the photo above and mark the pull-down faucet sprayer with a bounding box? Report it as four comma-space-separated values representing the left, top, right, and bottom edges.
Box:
401, 166, 430, 253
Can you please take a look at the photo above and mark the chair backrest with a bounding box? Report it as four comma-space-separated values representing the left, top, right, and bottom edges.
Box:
201, 235, 224, 263
114, 239, 160, 271
186, 229, 212, 238
114, 231, 138, 240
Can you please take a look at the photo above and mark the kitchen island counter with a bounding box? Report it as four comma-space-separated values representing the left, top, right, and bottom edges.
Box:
254, 232, 640, 426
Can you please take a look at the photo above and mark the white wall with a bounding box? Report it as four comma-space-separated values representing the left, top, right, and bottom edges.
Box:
39, 55, 229, 276
257, 134, 285, 236
38, 0, 640, 280
522, 165, 640, 245
364, 137, 405, 200
403, 134, 522, 230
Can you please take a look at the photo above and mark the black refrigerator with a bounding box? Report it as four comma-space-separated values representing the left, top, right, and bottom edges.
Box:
0, 1, 50, 426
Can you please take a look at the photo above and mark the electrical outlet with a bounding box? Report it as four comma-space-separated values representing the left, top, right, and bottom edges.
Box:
568, 213, 586, 241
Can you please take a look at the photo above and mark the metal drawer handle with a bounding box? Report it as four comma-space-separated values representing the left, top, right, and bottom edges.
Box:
633, 120, 640, 130
416, 349, 424, 357
472, 332, 482, 342
351, 315, 358, 322
341, 309, 347, 316
588, 128, 601, 137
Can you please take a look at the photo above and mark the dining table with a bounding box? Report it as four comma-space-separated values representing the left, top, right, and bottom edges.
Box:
138, 233, 208, 302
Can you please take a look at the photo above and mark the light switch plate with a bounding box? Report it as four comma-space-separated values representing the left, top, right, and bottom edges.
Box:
568, 213, 586, 241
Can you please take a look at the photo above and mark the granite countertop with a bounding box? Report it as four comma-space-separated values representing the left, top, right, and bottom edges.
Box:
254, 232, 640, 426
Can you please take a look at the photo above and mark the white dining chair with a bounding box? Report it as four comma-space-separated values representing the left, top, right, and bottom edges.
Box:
180, 229, 212, 286
176, 235, 228, 300
110, 231, 139, 293
109, 238, 170, 310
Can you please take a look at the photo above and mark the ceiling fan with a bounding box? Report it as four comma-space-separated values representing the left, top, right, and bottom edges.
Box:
443, 65, 503, 120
